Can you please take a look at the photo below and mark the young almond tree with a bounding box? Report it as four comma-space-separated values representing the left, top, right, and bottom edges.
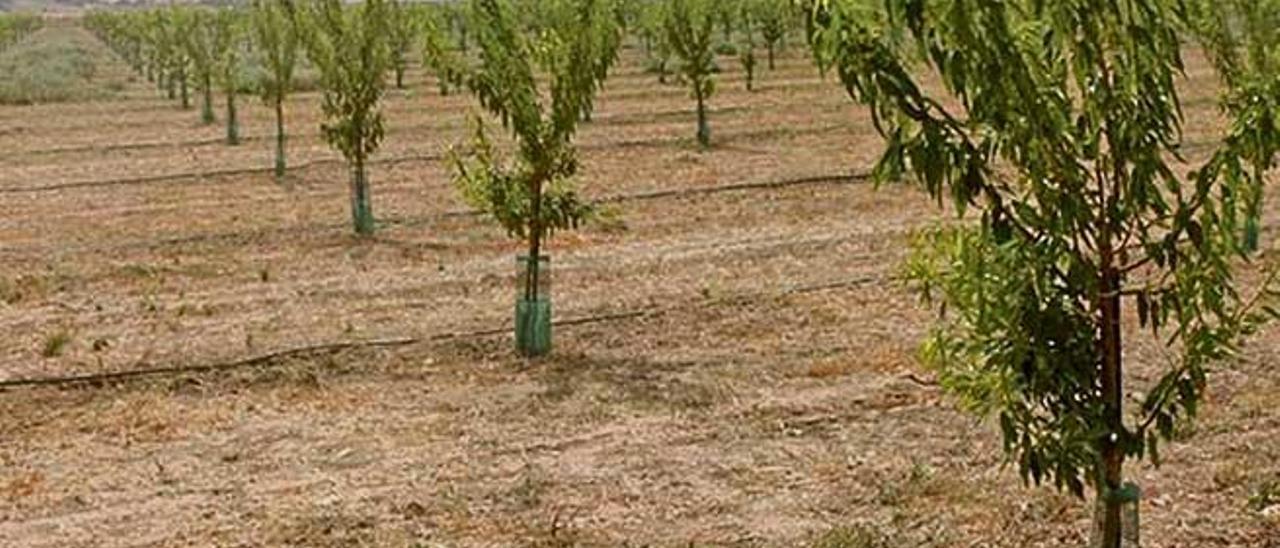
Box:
215, 9, 245, 146
301, 0, 392, 236
387, 0, 416, 90
168, 9, 194, 110
737, 2, 757, 92
716, 0, 736, 43
450, 0, 620, 357
1187, 0, 1280, 252
151, 9, 183, 102
250, 0, 300, 179
446, 3, 470, 54
664, 0, 717, 148
804, 1, 1280, 546
638, 1, 673, 84
184, 8, 230, 125
754, 0, 786, 70
420, 6, 465, 96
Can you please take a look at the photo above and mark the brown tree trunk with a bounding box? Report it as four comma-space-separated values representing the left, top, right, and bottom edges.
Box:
526, 179, 544, 302
1098, 253, 1124, 548
274, 97, 287, 179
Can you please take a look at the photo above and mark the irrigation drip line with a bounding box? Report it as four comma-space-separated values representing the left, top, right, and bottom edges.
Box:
0, 170, 872, 257
10, 104, 768, 159
0, 122, 852, 195
0, 274, 888, 391
390, 171, 871, 227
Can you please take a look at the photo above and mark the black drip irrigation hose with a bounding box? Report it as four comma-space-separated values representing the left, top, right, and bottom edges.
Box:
10, 102, 766, 159
0, 171, 872, 257
0, 122, 853, 195
0, 274, 889, 391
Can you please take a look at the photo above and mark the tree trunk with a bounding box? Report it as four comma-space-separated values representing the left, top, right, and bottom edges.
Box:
179, 70, 190, 109
225, 89, 239, 145
350, 156, 375, 236
166, 73, 176, 100
526, 182, 544, 302
695, 87, 710, 149
395, 65, 405, 89
201, 76, 215, 125
274, 97, 287, 180
767, 43, 776, 70
1098, 256, 1124, 548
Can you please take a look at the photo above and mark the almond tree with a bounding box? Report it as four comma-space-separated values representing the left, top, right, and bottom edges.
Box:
150, 9, 183, 102
301, 0, 392, 236
170, 9, 193, 110
388, 0, 416, 89
450, 0, 620, 356
185, 8, 230, 125
664, 0, 716, 148
737, 2, 757, 92
637, 1, 672, 84
420, 5, 465, 96
805, 0, 1280, 546
716, 0, 736, 43
250, 0, 300, 179
446, 3, 470, 54
215, 9, 245, 146
754, 0, 786, 70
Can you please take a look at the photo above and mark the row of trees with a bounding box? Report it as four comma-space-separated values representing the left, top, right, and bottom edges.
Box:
86, 7, 283, 151
84, 0, 800, 240
0, 13, 42, 51
85, 0, 626, 356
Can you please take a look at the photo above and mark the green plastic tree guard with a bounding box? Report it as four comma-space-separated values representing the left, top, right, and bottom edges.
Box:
1092, 482, 1141, 547
515, 255, 552, 357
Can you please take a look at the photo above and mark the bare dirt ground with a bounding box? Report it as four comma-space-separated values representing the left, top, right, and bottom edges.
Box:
1, 24, 1279, 548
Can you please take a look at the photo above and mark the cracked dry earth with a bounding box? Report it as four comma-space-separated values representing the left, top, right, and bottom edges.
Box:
2, 25, 1280, 547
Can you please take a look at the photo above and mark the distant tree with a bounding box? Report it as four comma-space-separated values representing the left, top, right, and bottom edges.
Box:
716, 0, 736, 43
637, 1, 672, 84
737, 2, 757, 92
168, 9, 194, 109
664, 0, 717, 148
388, 0, 417, 89
250, 0, 301, 179
450, 0, 620, 356
446, 3, 470, 54
214, 9, 245, 145
420, 5, 466, 96
1187, 0, 1280, 251
150, 9, 183, 101
185, 8, 231, 125
754, 0, 786, 70
86, 12, 146, 77
804, 1, 1280, 546
301, 0, 393, 236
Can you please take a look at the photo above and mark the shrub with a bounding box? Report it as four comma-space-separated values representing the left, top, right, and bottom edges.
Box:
41, 330, 72, 359
0, 27, 124, 105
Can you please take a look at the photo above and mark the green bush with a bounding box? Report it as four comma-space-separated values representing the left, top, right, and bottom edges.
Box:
0, 27, 124, 105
